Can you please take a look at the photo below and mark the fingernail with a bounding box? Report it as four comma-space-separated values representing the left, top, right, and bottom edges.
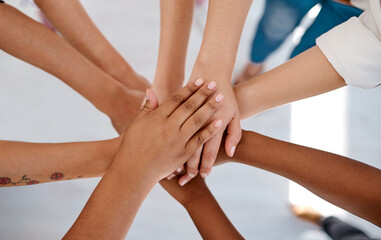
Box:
207, 81, 217, 90
176, 167, 183, 173
215, 120, 222, 128
195, 78, 204, 86
200, 173, 208, 178
179, 173, 195, 186
145, 89, 151, 101
230, 146, 236, 157
215, 93, 224, 103
167, 174, 176, 180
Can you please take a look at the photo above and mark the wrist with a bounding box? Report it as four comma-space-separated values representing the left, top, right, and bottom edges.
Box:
96, 137, 122, 177
110, 155, 159, 188
183, 189, 214, 211
195, 51, 236, 78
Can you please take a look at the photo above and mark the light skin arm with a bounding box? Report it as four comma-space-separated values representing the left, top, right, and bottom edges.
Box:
234, 46, 346, 119
0, 4, 143, 133
152, 0, 194, 102
161, 176, 244, 240
64, 79, 224, 239
181, 0, 253, 185
34, 0, 150, 91
0, 138, 120, 186
215, 130, 381, 227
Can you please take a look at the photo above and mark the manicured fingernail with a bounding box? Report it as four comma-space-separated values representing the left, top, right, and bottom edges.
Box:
179, 173, 195, 186
176, 167, 183, 173
215, 93, 224, 103
200, 173, 208, 178
230, 146, 236, 157
215, 120, 222, 128
195, 78, 204, 86
207, 81, 217, 90
167, 174, 176, 180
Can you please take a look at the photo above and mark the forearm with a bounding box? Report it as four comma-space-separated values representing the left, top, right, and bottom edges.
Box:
63, 156, 156, 239
193, 0, 252, 82
234, 46, 346, 119
0, 4, 134, 119
34, 0, 142, 89
184, 190, 244, 240
232, 130, 381, 226
0, 138, 120, 187
153, 0, 194, 101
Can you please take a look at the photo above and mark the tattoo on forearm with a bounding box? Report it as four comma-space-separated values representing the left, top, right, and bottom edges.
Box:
0, 172, 64, 186
0, 175, 39, 186
51, 172, 64, 180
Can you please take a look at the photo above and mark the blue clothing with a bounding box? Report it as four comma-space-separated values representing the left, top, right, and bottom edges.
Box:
250, 0, 363, 63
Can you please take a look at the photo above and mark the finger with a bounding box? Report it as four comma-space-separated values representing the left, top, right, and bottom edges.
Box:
199, 131, 224, 178
178, 147, 202, 186
160, 78, 204, 117
170, 81, 217, 125
137, 89, 159, 118
225, 116, 242, 157
180, 92, 224, 138
166, 165, 184, 180
186, 119, 222, 162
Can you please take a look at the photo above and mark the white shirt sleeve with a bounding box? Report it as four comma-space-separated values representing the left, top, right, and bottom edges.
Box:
316, 0, 381, 89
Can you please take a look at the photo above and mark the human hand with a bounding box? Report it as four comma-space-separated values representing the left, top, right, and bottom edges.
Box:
179, 81, 242, 186
110, 88, 145, 134
112, 78, 224, 181
160, 174, 209, 208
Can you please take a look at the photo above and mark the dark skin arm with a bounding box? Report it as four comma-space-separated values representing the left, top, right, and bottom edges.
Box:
161, 176, 244, 240
216, 130, 381, 227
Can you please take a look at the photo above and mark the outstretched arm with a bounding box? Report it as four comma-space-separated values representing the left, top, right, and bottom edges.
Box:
0, 138, 119, 186
161, 176, 244, 240
152, 0, 194, 102
34, 0, 150, 91
234, 46, 346, 119
216, 130, 381, 226
64, 79, 224, 239
0, 3, 143, 134
180, 0, 252, 185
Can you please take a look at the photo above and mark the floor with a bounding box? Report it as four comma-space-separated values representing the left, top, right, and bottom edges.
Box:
0, 0, 380, 239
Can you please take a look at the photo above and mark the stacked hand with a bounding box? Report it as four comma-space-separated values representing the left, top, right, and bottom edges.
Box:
112, 78, 225, 181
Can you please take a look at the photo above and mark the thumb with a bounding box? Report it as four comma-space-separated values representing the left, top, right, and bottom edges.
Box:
139, 88, 159, 116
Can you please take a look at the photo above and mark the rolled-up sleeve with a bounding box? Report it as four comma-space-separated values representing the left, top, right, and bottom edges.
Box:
316, 0, 381, 89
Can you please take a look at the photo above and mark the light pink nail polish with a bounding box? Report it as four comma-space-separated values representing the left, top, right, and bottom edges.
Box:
200, 173, 208, 178
207, 81, 217, 90
215, 120, 222, 128
179, 177, 189, 186
215, 93, 224, 102
176, 167, 183, 173
230, 146, 236, 157
195, 78, 204, 86
188, 173, 196, 178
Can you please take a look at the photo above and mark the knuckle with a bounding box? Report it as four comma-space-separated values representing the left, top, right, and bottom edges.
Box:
172, 94, 183, 103
187, 167, 199, 175
207, 101, 217, 111
193, 115, 202, 126
196, 133, 205, 145
200, 88, 209, 97
207, 126, 215, 136
200, 166, 211, 173
185, 85, 194, 95
184, 99, 195, 110
203, 151, 215, 161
